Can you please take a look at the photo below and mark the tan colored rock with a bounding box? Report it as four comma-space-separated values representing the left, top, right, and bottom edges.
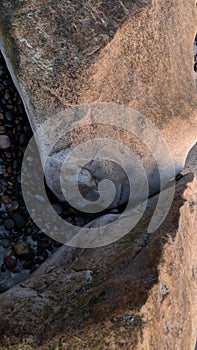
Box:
0, 2, 196, 349
0, 173, 196, 349
0, 0, 196, 209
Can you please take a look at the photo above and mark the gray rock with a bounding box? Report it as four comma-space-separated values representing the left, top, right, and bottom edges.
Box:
0, 239, 10, 248
0, 135, 10, 149
0, 268, 30, 293
5, 110, 14, 121
4, 218, 14, 230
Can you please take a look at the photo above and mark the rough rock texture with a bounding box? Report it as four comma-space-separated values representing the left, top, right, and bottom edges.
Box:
0, 172, 196, 349
0, 1, 196, 349
0, 0, 196, 208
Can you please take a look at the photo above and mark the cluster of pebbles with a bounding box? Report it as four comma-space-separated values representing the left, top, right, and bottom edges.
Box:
0, 52, 96, 292
0, 53, 64, 291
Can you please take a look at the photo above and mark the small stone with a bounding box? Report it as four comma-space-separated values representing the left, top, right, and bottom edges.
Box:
13, 213, 25, 229
1, 213, 9, 219
1, 264, 6, 272
4, 151, 12, 158
7, 166, 12, 174
13, 160, 18, 169
4, 255, 17, 270
11, 267, 20, 273
0, 126, 6, 134
33, 256, 45, 265
0, 135, 11, 149
4, 92, 10, 100
41, 250, 48, 259
7, 201, 19, 212
3, 172, 9, 178
1, 195, 10, 204
39, 241, 50, 249
0, 239, 10, 248
14, 242, 29, 256
4, 219, 15, 230
19, 134, 25, 145
17, 175, 21, 184
26, 226, 33, 235
0, 113, 4, 120
23, 260, 33, 270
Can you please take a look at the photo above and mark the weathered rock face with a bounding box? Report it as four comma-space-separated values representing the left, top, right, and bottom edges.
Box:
0, 1, 196, 349
0, 0, 196, 209
0, 172, 196, 349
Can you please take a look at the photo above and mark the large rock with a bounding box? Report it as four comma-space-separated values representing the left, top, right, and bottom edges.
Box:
0, 172, 196, 349
0, 0, 196, 211
0, 1, 196, 348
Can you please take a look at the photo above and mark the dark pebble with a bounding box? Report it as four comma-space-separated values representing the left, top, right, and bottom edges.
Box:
39, 241, 50, 249
0, 126, 6, 134
4, 219, 15, 230
7, 201, 19, 212
4, 255, 17, 270
33, 256, 45, 265
17, 175, 21, 184
36, 246, 43, 255
41, 250, 48, 259
1, 264, 6, 272
0, 212, 9, 221
0, 239, 10, 248
19, 134, 25, 145
4, 151, 12, 158
13, 160, 18, 169
26, 226, 33, 235
52, 204, 62, 215
23, 260, 33, 270
5, 111, 14, 121
75, 217, 86, 227
32, 232, 40, 241
12, 213, 25, 229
